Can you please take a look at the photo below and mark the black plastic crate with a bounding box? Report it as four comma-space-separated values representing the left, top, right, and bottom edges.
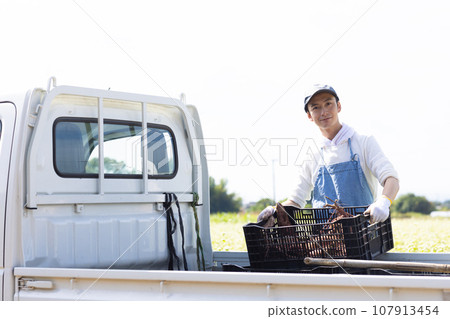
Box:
243, 206, 394, 270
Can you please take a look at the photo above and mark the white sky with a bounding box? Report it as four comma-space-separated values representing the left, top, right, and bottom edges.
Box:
2, 0, 450, 204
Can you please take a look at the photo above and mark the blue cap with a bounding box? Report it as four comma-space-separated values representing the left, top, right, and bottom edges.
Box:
304, 84, 339, 112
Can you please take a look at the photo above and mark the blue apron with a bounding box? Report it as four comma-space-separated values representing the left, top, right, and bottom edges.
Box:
312, 138, 373, 208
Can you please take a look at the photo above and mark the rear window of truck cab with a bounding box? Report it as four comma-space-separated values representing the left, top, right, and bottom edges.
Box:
53, 118, 177, 178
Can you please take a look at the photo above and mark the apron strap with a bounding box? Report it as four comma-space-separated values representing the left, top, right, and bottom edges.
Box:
348, 138, 357, 161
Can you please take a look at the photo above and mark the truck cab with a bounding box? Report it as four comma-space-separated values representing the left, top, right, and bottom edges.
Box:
0, 79, 212, 300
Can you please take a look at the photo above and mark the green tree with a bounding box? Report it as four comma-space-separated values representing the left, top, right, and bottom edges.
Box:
247, 198, 275, 213
440, 199, 450, 210
391, 193, 435, 214
209, 177, 242, 213
86, 157, 135, 174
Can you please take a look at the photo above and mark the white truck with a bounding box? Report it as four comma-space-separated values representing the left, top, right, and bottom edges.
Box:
1, 78, 449, 301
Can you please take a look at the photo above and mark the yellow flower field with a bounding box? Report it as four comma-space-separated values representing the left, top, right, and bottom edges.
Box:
390, 217, 450, 253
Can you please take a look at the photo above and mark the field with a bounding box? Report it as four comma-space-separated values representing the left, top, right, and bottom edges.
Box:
210, 212, 450, 253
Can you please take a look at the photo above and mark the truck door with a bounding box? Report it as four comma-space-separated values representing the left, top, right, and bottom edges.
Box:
0, 102, 17, 300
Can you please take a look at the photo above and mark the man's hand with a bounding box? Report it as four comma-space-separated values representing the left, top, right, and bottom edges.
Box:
365, 196, 391, 224
257, 206, 276, 222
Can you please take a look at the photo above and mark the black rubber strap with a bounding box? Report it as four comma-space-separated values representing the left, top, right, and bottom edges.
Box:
164, 193, 181, 270
173, 194, 188, 271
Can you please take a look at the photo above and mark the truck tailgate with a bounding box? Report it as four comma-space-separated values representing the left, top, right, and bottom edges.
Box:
14, 266, 450, 301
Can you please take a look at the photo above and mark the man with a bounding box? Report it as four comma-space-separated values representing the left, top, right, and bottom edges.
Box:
259, 84, 399, 224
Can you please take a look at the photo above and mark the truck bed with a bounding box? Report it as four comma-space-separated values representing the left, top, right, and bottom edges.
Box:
14, 252, 450, 301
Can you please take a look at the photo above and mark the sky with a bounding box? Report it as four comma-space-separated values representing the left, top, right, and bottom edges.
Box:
2, 0, 450, 204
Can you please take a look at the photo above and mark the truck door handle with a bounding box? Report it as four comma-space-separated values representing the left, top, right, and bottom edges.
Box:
18, 278, 54, 290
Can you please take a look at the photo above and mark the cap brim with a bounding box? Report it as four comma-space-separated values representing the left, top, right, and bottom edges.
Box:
304, 89, 339, 112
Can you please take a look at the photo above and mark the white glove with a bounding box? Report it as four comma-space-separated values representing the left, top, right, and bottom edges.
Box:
365, 196, 391, 224
257, 206, 276, 222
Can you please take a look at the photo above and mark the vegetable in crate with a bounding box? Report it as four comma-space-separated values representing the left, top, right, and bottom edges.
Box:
323, 197, 353, 227
257, 199, 353, 260
256, 203, 299, 259
257, 205, 276, 228
257, 203, 294, 227
276, 203, 294, 226
308, 198, 351, 257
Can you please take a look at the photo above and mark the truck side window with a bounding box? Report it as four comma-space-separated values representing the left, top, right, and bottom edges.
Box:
53, 118, 177, 178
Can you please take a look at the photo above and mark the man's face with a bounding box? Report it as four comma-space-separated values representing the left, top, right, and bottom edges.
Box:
306, 92, 341, 130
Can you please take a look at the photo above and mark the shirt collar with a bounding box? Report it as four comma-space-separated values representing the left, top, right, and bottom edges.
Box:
321, 123, 355, 147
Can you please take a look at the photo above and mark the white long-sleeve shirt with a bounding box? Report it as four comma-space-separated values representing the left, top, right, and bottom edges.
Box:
288, 126, 399, 208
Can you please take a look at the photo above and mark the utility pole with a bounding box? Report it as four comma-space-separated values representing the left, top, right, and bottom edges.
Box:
272, 159, 276, 204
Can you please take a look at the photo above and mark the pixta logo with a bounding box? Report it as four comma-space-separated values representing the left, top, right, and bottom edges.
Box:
194, 137, 322, 167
